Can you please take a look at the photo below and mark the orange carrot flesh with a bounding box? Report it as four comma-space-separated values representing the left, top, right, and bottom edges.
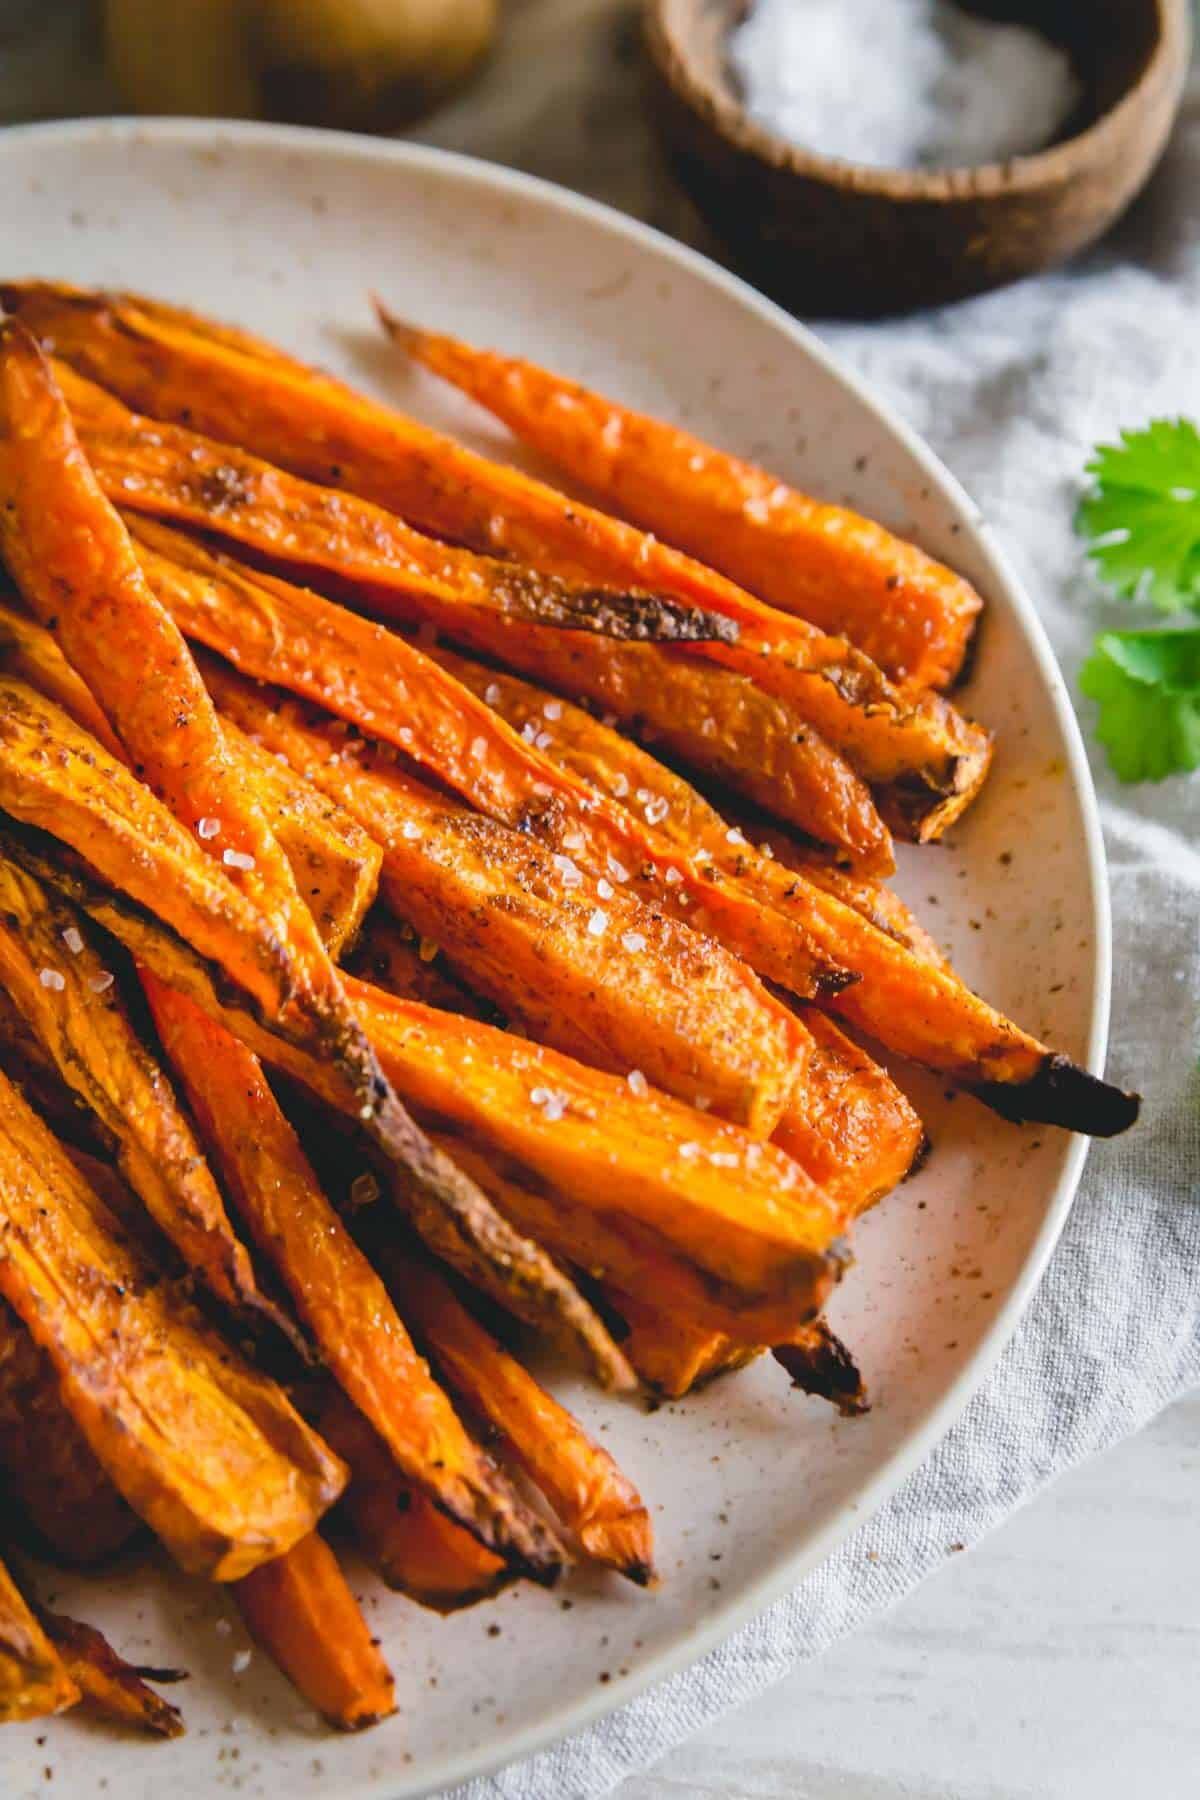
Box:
384, 320, 982, 691
207, 664, 804, 1134
0, 287, 888, 864
386, 1257, 655, 1583
0, 1557, 79, 1722
37, 1609, 186, 1738
233, 1533, 396, 1732
3, 286, 984, 843
442, 650, 1139, 1134
0, 1068, 345, 1581
316, 1391, 509, 1612
145, 979, 562, 1577
0, 332, 577, 1374
612, 1299, 761, 1399
125, 520, 855, 1008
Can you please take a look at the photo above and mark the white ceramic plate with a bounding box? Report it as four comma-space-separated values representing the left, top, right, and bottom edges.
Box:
0, 118, 1109, 1800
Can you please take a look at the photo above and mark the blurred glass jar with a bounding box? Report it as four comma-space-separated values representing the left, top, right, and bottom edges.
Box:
104, 0, 498, 132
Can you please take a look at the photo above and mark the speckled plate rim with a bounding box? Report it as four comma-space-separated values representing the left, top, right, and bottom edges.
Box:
0, 115, 1112, 1800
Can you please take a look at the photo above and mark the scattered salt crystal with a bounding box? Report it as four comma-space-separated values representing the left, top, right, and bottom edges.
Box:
532, 782, 553, 798
611, 773, 630, 799
470, 736, 488, 760
626, 1069, 649, 1097
530, 1087, 551, 1106
743, 496, 771, 524
541, 1092, 567, 1122
39, 968, 65, 991
688, 453, 706, 472
710, 1149, 740, 1168
398, 726, 414, 745
418, 937, 439, 963
678, 1141, 702, 1161
350, 1172, 380, 1208
562, 829, 585, 852
635, 787, 652, 804
401, 820, 422, 840
607, 854, 630, 883
587, 908, 608, 937
664, 867, 683, 886
620, 931, 646, 954
522, 721, 539, 744
637, 533, 656, 566
535, 731, 553, 751
61, 926, 84, 955
644, 797, 669, 826
232, 1650, 252, 1675
223, 848, 255, 872
725, 827, 746, 845
121, 474, 144, 491
552, 854, 582, 890
759, 842, 776, 860
596, 878, 614, 901
769, 483, 791, 507
87, 971, 115, 994
485, 682, 502, 705
602, 413, 623, 450
196, 816, 221, 840
694, 1094, 712, 1112
542, 699, 563, 720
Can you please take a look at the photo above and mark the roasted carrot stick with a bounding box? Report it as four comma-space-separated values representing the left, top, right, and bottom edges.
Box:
37, 1609, 186, 1738
123, 519, 857, 1008
610, 1299, 761, 1399
0, 686, 621, 1379
0, 599, 381, 959
0, 859, 288, 1330
445, 652, 1139, 1134
0, 1555, 78, 1722
384, 1255, 655, 1584
381, 316, 982, 691
146, 980, 562, 1576
207, 663, 806, 1134
0, 328, 581, 1384
316, 1389, 510, 1612
0, 1300, 141, 1566
58, 367, 989, 843
233, 1533, 396, 1732
0, 285, 980, 848
0, 1069, 345, 1579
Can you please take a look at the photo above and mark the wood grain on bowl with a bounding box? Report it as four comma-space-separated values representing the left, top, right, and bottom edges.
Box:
644, 0, 1192, 315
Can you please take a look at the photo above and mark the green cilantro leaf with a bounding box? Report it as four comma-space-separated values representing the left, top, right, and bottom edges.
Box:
1077, 419, 1200, 612
1080, 627, 1200, 781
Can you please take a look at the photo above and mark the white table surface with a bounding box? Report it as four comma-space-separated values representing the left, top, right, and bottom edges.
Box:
3, 7, 1196, 1798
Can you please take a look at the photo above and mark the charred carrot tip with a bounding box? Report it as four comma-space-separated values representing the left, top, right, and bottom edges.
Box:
772, 1327, 869, 1418
972, 1055, 1140, 1137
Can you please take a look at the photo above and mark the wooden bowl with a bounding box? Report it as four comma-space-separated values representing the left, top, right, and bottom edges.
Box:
644, 0, 1192, 316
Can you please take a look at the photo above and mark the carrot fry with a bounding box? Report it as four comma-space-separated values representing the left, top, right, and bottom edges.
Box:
0, 330, 584, 1393
0, 599, 381, 959
37, 1609, 186, 1738
122, 519, 856, 1007
611, 1300, 761, 1399
382, 317, 982, 691
0, 1555, 78, 1722
0, 284, 973, 850
0, 1068, 345, 1580
0, 282, 888, 865
233, 1533, 396, 1732
146, 981, 562, 1576
0, 1300, 141, 1567
207, 664, 805, 1133
385, 1255, 656, 1583
316, 1390, 510, 1612
0, 858, 289, 1330
61, 365, 987, 842
447, 653, 1139, 1134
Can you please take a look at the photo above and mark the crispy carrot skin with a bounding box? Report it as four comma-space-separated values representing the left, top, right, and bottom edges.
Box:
233, 1533, 396, 1732
2, 284, 985, 849
0, 597, 381, 960
208, 664, 803, 1134
0, 1556, 79, 1722
385, 1256, 655, 1583
146, 980, 562, 1576
448, 652, 1140, 1134
316, 1390, 509, 1612
125, 520, 856, 1008
37, 1609, 186, 1738
0, 860, 285, 1327
59, 369, 987, 845
0, 1068, 345, 1579
384, 318, 982, 692
0, 329, 579, 1387
0, 1300, 140, 1567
